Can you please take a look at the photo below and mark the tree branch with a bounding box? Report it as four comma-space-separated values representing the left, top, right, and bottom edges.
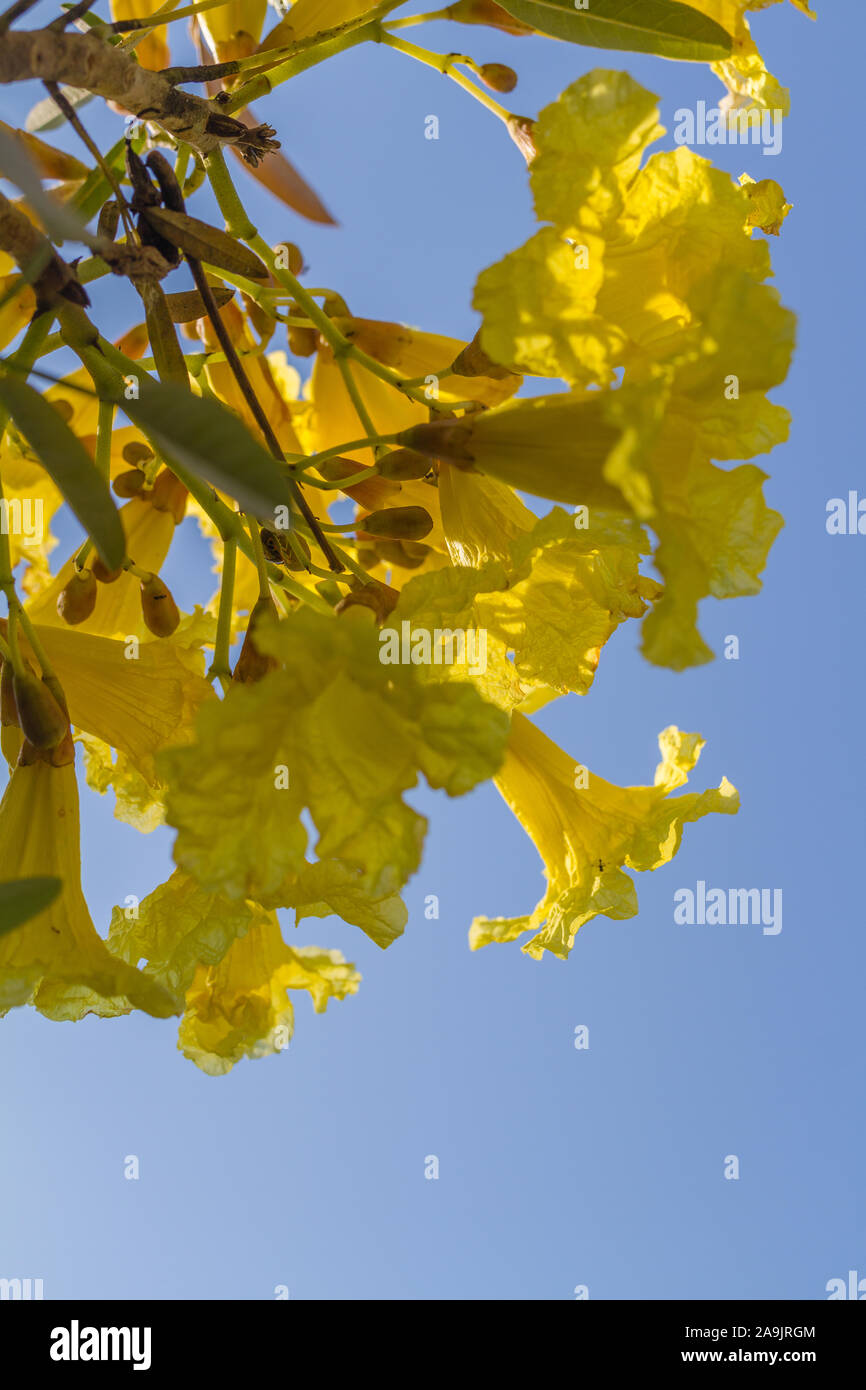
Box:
0, 30, 280, 163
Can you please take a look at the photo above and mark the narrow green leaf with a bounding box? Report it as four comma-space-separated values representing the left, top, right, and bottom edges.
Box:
0, 877, 62, 939
25, 87, 94, 136
495, 0, 733, 60
163, 286, 234, 323
140, 207, 269, 280
0, 375, 126, 570
120, 378, 294, 521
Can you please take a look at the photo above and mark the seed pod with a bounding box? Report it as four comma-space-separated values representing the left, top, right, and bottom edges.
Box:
478, 63, 518, 94
145, 150, 186, 214
97, 200, 120, 242
359, 506, 433, 541
288, 325, 318, 357
377, 448, 432, 481
140, 574, 180, 637
233, 596, 279, 684
373, 539, 430, 570
113, 468, 147, 499
57, 568, 98, 625
91, 556, 124, 584
12, 669, 69, 749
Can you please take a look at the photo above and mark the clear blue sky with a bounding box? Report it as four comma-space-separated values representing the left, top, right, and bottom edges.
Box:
2, 1, 863, 1300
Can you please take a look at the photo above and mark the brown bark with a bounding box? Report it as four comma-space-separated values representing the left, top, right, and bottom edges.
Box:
0, 31, 278, 162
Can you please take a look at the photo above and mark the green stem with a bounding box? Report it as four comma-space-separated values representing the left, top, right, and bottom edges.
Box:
290, 434, 400, 474
380, 32, 512, 124
95, 398, 114, 481
247, 518, 270, 597
15, 605, 57, 679
209, 534, 236, 691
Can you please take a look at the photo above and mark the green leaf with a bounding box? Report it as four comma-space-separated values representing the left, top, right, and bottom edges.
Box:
121, 378, 295, 521
163, 286, 234, 323
0, 877, 62, 939
0, 375, 126, 570
495, 0, 733, 60
139, 208, 269, 280
25, 87, 94, 136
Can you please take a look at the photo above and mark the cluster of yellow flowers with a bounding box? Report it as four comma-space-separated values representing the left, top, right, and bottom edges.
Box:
0, 0, 805, 1072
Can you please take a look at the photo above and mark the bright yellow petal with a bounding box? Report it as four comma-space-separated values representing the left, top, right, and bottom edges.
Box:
178, 910, 360, 1075
470, 714, 738, 961
0, 757, 178, 1020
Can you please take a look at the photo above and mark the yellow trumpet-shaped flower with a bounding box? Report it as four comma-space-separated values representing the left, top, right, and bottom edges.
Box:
0, 756, 178, 1020
178, 909, 360, 1076
470, 713, 738, 961
27, 494, 179, 640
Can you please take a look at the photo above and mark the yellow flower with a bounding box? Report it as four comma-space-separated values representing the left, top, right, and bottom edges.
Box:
470, 713, 738, 960
178, 911, 360, 1075
26, 493, 179, 640
0, 755, 178, 1020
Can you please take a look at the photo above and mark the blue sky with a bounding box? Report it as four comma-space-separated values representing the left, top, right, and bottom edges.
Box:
2, 0, 864, 1300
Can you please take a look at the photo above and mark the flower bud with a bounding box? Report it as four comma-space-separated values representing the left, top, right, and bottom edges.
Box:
398, 420, 475, 463
359, 506, 433, 541
478, 63, 518, 94
447, 0, 534, 35
373, 538, 430, 570
233, 596, 279, 684
122, 439, 154, 467
506, 115, 538, 165
12, 668, 69, 750
316, 456, 400, 511
113, 468, 147, 499
281, 243, 304, 275
288, 325, 318, 357
91, 556, 124, 584
140, 573, 180, 637
376, 448, 432, 481
148, 467, 188, 522
57, 568, 98, 625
